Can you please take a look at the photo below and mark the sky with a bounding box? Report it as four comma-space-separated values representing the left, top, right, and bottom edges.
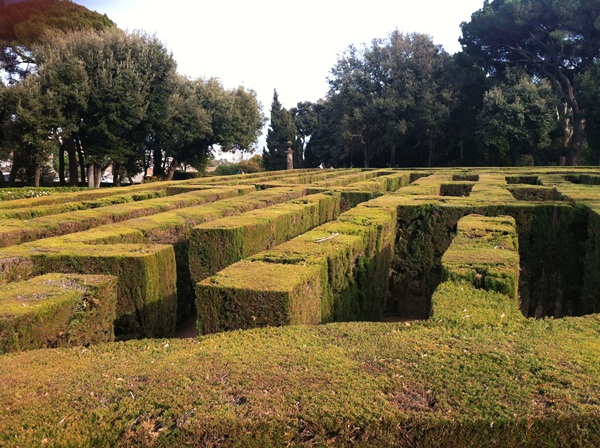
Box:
79, 0, 484, 154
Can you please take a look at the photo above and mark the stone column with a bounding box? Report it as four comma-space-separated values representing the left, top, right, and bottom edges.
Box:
286, 141, 293, 170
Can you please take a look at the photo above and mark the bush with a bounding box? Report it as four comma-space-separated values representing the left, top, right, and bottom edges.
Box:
0, 186, 86, 201
214, 155, 264, 176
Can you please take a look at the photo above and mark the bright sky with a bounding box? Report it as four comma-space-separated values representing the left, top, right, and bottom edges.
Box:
79, 0, 484, 154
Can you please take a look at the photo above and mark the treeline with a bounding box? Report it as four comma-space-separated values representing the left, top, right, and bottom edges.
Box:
264, 0, 600, 169
2, 0, 599, 182
0, 0, 264, 187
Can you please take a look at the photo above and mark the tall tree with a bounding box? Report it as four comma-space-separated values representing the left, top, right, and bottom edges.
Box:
441, 52, 489, 166
0, 0, 114, 81
0, 75, 58, 186
476, 69, 561, 165
155, 77, 264, 179
263, 90, 296, 171
326, 31, 455, 167
36, 28, 175, 187
0, 83, 13, 183
155, 75, 212, 180
578, 62, 600, 164
303, 99, 345, 168
460, 0, 600, 165
290, 101, 318, 168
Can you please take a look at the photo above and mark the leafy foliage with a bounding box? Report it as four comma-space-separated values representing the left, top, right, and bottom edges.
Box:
263, 90, 296, 171
460, 0, 600, 165
476, 70, 561, 165
0, 25, 264, 187
213, 155, 264, 176
0, 0, 114, 81
156, 76, 264, 179
307, 31, 456, 168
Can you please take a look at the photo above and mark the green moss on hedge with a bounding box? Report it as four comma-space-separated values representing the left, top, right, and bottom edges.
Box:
27, 244, 177, 339
442, 215, 520, 301
582, 205, 600, 314
0, 313, 598, 447
196, 260, 323, 333
188, 193, 340, 284
196, 195, 398, 330
508, 186, 564, 201
0, 187, 249, 248
0, 168, 599, 446
0, 273, 116, 353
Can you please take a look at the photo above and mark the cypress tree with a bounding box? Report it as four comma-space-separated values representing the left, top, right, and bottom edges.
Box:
263, 90, 296, 170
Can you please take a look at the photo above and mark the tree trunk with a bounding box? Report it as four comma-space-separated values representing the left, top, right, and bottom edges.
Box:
66, 139, 78, 186
86, 164, 95, 188
389, 144, 396, 167
113, 161, 122, 187
427, 131, 435, 168
94, 164, 102, 188
567, 115, 586, 166
153, 148, 164, 178
363, 148, 369, 168
58, 145, 66, 186
8, 159, 19, 186
166, 157, 178, 180
75, 137, 86, 185
33, 165, 41, 187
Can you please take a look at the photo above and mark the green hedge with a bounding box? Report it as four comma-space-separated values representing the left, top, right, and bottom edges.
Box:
0, 190, 166, 220
0, 186, 249, 248
582, 205, 600, 314
30, 244, 177, 339
196, 195, 397, 333
196, 260, 324, 333
0, 243, 178, 339
0, 273, 117, 353
0, 187, 308, 327
0, 181, 179, 210
441, 214, 520, 301
0, 168, 598, 446
0, 312, 598, 446
188, 193, 340, 284
507, 186, 563, 201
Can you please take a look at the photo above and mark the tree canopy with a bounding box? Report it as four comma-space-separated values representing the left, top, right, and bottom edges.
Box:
460, 0, 600, 165
0, 24, 264, 186
0, 0, 114, 81
304, 31, 455, 168
3, 0, 600, 186
155, 76, 264, 179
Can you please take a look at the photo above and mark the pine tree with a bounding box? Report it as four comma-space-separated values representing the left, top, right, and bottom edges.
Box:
263, 90, 296, 170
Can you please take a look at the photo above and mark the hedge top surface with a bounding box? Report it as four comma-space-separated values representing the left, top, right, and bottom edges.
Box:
0, 302, 598, 446
0, 273, 105, 316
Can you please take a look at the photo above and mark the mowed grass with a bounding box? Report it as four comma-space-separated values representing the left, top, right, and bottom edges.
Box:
1, 283, 598, 447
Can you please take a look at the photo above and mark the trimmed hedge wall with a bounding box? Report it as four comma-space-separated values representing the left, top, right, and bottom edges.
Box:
582, 204, 600, 314
0, 189, 166, 220
188, 193, 340, 284
196, 195, 397, 333
0, 307, 597, 446
442, 215, 520, 301
0, 273, 117, 353
0, 186, 252, 248
31, 244, 177, 339
0, 243, 177, 339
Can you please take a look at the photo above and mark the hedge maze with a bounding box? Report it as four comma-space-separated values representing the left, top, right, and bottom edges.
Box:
1, 167, 599, 446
